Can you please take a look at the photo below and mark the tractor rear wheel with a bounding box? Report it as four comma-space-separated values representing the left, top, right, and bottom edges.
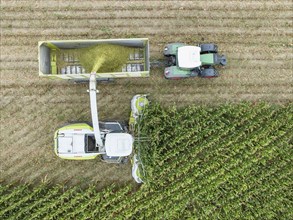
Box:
200, 67, 219, 78
200, 44, 218, 54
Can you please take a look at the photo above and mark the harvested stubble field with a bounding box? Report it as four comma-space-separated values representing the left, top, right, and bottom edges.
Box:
0, 0, 292, 187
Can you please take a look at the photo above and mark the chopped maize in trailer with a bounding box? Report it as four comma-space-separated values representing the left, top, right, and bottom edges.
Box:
38, 39, 150, 80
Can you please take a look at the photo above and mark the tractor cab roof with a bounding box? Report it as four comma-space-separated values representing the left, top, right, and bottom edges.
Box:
177, 46, 201, 69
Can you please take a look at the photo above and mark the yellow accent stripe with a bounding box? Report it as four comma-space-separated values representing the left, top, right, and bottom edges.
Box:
46, 42, 60, 50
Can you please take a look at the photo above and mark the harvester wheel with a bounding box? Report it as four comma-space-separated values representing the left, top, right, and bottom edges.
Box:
121, 157, 129, 164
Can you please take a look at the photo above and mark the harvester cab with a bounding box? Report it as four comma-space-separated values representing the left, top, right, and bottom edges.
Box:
54, 73, 134, 163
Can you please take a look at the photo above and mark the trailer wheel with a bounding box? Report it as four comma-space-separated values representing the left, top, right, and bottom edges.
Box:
200, 44, 218, 54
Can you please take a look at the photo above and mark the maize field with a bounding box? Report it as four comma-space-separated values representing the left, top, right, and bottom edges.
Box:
1, 102, 292, 219
1, 0, 292, 187
1, 0, 292, 218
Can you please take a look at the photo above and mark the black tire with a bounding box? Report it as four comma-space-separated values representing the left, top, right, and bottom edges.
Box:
200, 67, 219, 78
190, 68, 201, 77
200, 43, 218, 54
167, 55, 176, 66
121, 157, 129, 164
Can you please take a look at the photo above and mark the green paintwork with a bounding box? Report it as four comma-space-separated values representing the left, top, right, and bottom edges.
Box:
169, 43, 183, 55
166, 43, 186, 55
54, 123, 93, 156
140, 72, 149, 77
135, 96, 149, 113
169, 66, 190, 75
46, 75, 59, 79
129, 111, 136, 132
45, 42, 59, 50
57, 123, 93, 131
54, 130, 59, 155
129, 111, 136, 126
59, 154, 98, 160
50, 49, 57, 75
40, 72, 150, 79
200, 54, 214, 65
54, 123, 97, 160
129, 95, 149, 131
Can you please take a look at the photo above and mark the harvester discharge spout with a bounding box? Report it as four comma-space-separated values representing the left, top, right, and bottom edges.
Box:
89, 72, 104, 148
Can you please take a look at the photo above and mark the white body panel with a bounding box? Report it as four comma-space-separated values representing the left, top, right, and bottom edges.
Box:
178, 46, 201, 69
132, 154, 143, 183
131, 94, 149, 119
56, 128, 102, 159
72, 134, 86, 153
105, 133, 133, 156
58, 136, 73, 154
131, 95, 141, 117
58, 134, 86, 154
89, 73, 104, 147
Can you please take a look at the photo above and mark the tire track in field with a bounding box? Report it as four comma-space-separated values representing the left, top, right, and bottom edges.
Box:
2, 35, 292, 47
2, 27, 292, 37
2, 18, 292, 29
2, 0, 292, 12
2, 59, 292, 72
1, 0, 292, 186
2, 9, 292, 21
1, 94, 133, 186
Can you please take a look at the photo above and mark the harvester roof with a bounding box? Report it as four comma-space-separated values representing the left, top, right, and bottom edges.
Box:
105, 133, 133, 156
58, 134, 85, 154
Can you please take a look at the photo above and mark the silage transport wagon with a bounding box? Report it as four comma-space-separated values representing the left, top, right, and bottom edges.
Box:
38, 38, 150, 81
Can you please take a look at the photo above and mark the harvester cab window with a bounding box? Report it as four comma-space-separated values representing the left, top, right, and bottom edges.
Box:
85, 135, 97, 152
100, 122, 123, 132
104, 123, 122, 132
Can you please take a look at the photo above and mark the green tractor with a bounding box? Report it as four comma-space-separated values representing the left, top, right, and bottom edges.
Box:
163, 43, 227, 79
